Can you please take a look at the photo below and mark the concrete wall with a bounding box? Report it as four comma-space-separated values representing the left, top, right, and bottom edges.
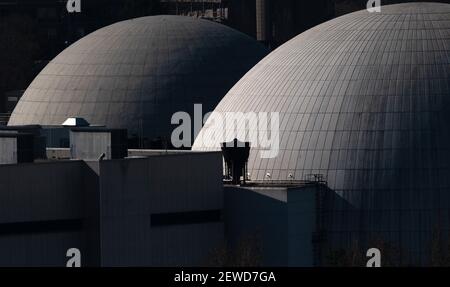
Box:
224, 186, 288, 266
224, 185, 318, 266
70, 131, 112, 160
0, 137, 16, 164
41, 128, 70, 148
0, 160, 100, 266
287, 188, 317, 266
0, 151, 224, 266
98, 152, 224, 266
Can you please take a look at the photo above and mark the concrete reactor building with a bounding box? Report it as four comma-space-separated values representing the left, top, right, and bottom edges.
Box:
8, 15, 268, 148
2, 2, 450, 267
194, 3, 450, 265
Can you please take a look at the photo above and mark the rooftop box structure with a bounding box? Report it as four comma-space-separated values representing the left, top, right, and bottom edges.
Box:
70, 128, 128, 160
0, 132, 34, 164
0, 125, 45, 160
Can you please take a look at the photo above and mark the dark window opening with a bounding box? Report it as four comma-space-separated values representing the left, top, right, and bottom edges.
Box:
151, 210, 222, 227
0, 219, 83, 236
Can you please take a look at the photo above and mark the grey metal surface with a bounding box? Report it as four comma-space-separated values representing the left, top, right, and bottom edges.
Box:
8, 15, 268, 143
193, 3, 450, 264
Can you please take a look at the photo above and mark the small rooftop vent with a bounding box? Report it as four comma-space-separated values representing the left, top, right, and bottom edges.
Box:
62, 117, 90, 127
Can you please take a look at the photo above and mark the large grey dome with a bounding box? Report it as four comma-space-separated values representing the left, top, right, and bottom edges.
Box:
8, 15, 268, 145
193, 3, 450, 263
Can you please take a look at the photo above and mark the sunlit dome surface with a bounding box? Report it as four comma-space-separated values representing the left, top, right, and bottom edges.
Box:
195, 2, 450, 188
8, 15, 268, 144
194, 3, 450, 262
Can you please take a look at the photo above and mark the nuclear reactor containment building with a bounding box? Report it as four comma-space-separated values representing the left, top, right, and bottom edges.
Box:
194, 3, 450, 264
8, 15, 268, 147
3, 2, 450, 267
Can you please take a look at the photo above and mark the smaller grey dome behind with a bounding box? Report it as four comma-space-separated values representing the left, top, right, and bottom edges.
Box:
8, 15, 268, 145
